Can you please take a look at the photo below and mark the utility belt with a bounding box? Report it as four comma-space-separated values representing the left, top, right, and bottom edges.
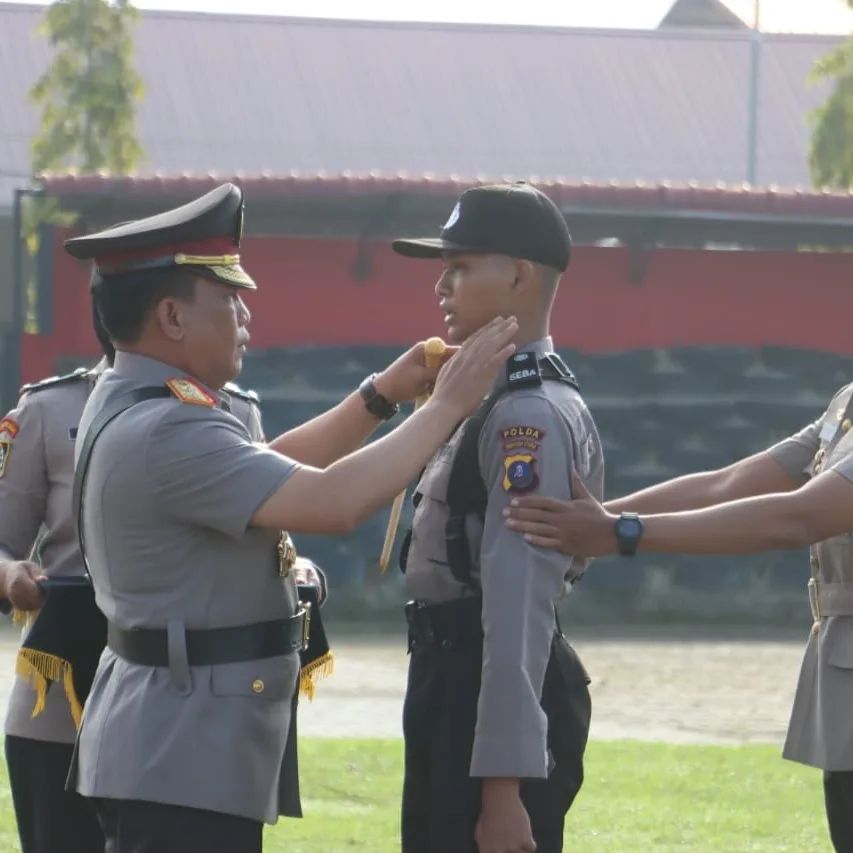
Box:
107, 609, 308, 668
405, 596, 485, 652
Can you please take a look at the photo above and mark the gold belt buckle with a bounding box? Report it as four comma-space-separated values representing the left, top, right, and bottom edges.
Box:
301, 602, 312, 651
277, 532, 297, 578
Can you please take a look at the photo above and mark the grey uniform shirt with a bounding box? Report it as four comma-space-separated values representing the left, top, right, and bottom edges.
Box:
406, 338, 604, 779
0, 365, 106, 743
767, 382, 853, 770
71, 352, 301, 823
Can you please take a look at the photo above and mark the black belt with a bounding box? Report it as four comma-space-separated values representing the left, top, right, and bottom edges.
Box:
405, 596, 483, 651
107, 611, 307, 668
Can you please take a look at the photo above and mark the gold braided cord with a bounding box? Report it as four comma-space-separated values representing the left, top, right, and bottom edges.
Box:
173, 253, 241, 266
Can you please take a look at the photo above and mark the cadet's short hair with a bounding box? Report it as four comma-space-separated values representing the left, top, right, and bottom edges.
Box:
92, 268, 198, 345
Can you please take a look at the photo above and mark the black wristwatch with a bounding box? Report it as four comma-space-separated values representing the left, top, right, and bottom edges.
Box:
614, 512, 644, 557
358, 373, 400, 421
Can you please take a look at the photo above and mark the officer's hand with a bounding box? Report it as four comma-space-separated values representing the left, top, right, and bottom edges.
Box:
503, 470, 617, 557
0, 561, 46, 611
430, 316, 518, 419
476, 779, 536, 853
373, 341, 458, 404
293, 557, 328, 605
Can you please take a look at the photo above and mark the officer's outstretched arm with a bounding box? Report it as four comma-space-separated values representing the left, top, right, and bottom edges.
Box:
267, 341, 454, 468
604, 450, 799, 516
251, 318, 517, 534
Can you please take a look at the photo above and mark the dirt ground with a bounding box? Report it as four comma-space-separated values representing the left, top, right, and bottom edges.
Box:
0, 625, 808, 745
295, 625, 807, 745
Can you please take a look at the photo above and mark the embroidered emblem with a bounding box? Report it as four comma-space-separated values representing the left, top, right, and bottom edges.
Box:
443, 202, 461, 230
166, 378, 216, 408
502, 453, 539, 493
0, 417, 20, 439
0, 441, 11, 478
501, 425, 545, 453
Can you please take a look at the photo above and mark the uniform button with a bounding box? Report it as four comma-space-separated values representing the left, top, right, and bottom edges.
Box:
251, 679, 265, 694
440, 639, 453, 650
843, 419, 852, 432
810, 555, 819, 571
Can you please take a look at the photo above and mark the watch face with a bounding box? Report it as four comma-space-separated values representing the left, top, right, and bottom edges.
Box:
619, 518, 642, 540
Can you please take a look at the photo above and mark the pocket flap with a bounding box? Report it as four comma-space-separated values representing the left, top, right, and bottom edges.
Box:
823, 617, 853, 669
210, 655, 298, 700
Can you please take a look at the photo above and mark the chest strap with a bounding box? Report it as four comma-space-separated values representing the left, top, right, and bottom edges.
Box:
72, 387, 172, 571
401, 354, 579, 588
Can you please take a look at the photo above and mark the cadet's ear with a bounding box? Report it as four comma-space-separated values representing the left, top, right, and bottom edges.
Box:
512, 259, 536, 290
155, 297, 186, 342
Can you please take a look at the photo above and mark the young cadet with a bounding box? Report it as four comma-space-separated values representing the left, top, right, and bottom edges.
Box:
0, 307, 270, 853
390, 183, 603, 853
504, 385, 853, 852
63, 182, 517, 853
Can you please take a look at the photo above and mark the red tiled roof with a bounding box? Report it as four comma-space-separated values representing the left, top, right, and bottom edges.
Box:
37, 172, 853, 220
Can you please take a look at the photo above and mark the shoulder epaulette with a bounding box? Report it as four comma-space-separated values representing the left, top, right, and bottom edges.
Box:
20, 367, 89, 395
223, 381, 260, 404
166, 377, 216, 408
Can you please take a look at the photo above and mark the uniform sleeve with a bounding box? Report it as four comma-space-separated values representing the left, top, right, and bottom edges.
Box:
470, 393, 573, 779
230, 397, 266, 443
0, 393, 48, 560
146, 406, 299, 538
766, 418, 821, 483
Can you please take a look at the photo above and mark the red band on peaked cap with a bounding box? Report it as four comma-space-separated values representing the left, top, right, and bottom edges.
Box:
94, 236, 238, 273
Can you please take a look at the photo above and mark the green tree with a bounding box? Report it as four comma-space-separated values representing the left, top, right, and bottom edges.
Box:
31, 0, 143, 174
23, 0, 144, 330
809, 2, 853, 188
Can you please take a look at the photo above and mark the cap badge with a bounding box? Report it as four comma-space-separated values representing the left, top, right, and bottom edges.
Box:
443, 202, 461, 230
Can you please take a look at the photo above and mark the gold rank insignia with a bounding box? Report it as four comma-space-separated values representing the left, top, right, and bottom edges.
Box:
166, 378, 216, 407
277, 532, 297, 578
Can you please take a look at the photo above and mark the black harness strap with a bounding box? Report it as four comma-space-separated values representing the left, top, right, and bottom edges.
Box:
73, 387, 172, 571
444, 355, 580, 588
401, 354, 580, 587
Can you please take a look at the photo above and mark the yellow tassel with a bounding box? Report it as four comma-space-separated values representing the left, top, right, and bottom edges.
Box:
15, 649, 84, 729
299, 651, 335, 701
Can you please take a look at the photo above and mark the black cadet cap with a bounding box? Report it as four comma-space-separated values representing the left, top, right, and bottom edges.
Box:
392, 182, 572, 272
64, 183, 255, 289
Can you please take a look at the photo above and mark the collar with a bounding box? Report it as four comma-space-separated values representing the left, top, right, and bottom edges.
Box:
112, 351, 224, 405
493, 336, 554, 391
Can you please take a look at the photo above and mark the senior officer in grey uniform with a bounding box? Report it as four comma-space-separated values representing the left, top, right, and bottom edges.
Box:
65, 182, 518, 853
0, 309, 267, 853
391, 183, 603, 853
505, 384, 853, 851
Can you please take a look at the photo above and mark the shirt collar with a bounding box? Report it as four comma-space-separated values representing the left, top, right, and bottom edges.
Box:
493, 336, 554, 391
112, 351, 224, 404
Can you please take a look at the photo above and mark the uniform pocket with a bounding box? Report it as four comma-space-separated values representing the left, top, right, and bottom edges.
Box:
209, 654, 298, 700
822, 617, 853, 669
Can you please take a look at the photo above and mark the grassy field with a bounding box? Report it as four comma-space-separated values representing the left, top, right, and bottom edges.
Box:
0, 739, 831, 852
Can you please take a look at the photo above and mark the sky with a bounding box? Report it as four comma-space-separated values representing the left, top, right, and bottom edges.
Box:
3, 0, 853, 33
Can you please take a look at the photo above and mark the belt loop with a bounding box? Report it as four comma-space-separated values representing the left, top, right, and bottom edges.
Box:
167, 619, 192, 695
808, 578, 821, 637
